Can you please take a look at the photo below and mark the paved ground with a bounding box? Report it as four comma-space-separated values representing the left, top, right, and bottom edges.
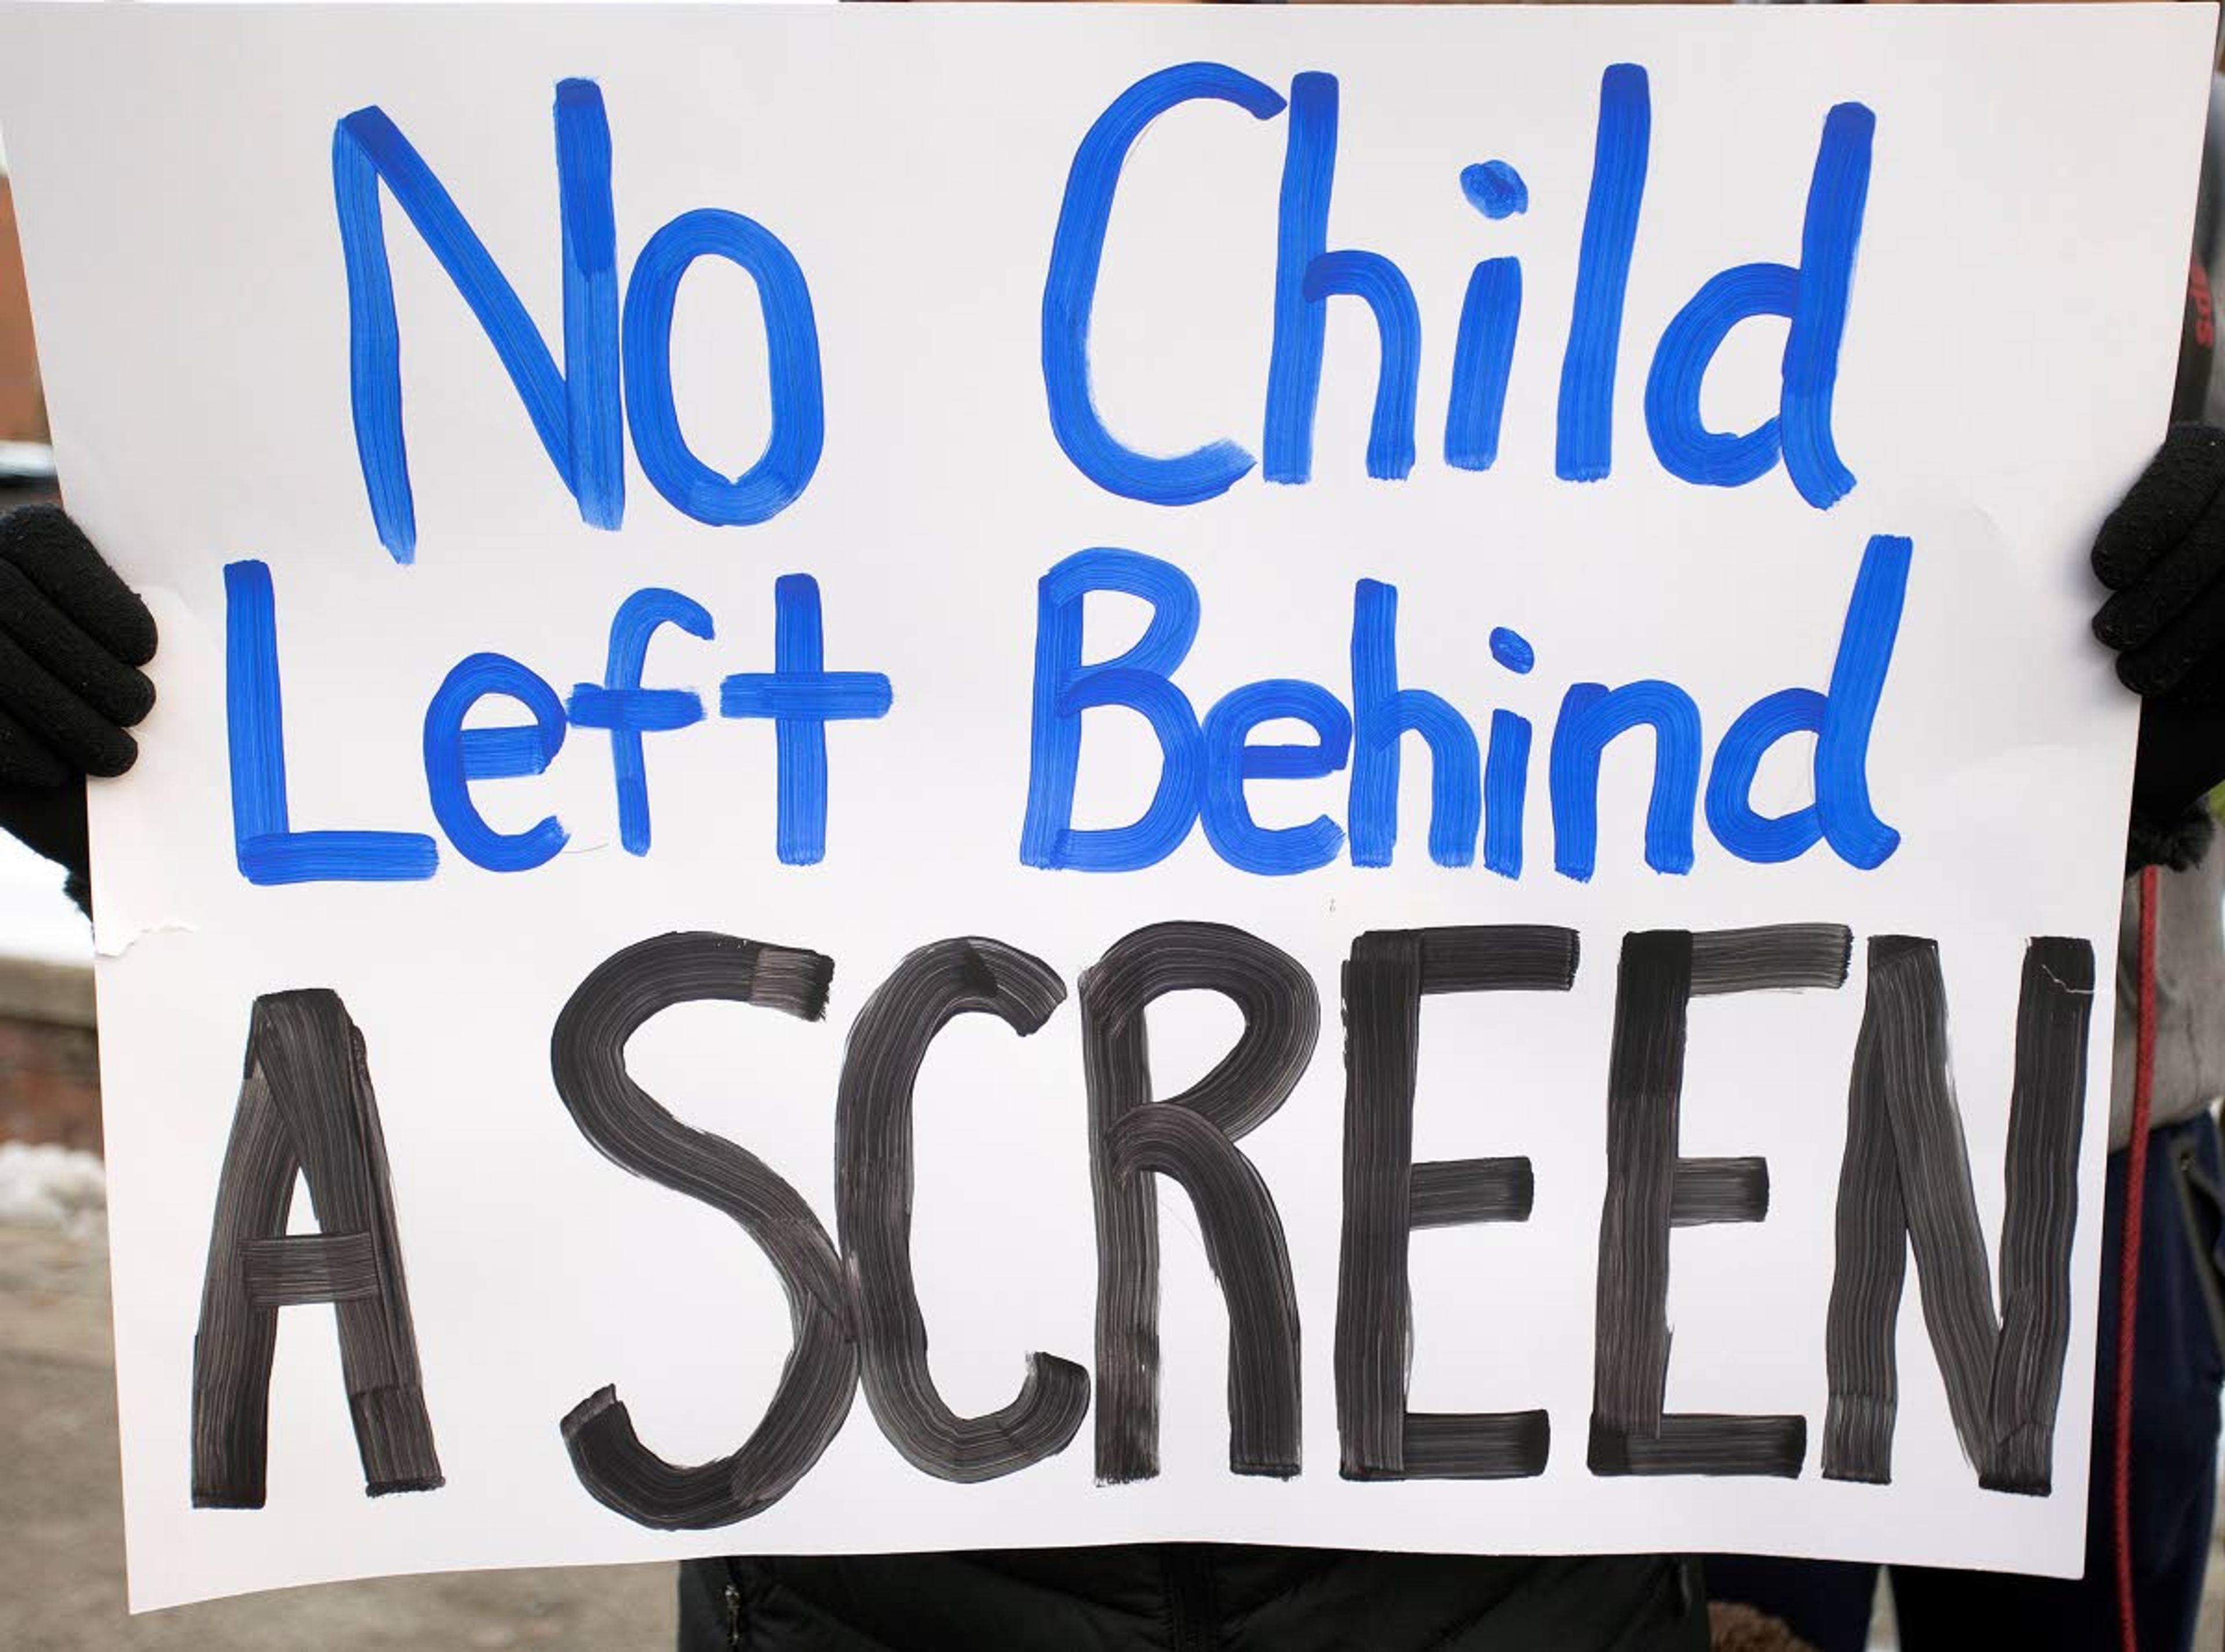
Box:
5, 1215, 2223, 1652
0, 1221, 674, 1651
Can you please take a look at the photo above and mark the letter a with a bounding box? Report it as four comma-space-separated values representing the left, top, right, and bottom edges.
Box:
192, 990, 441, 1508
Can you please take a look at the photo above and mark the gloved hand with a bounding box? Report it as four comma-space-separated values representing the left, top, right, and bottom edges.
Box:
0, 505, 158, 909
2092, 424, 2225, 862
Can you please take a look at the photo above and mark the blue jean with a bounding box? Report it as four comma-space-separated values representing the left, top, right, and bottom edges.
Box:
1708, 1113, 2225, 1652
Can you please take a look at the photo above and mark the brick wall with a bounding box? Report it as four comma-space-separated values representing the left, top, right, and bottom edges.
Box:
0, 174, 48, 443
0, 959, 99, 1151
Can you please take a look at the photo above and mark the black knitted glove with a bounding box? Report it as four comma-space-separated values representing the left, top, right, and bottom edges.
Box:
2092, 424, 2225, 864
0, 506, 158, 909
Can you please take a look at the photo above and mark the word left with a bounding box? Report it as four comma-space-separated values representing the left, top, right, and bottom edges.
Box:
222, 563, 891, 882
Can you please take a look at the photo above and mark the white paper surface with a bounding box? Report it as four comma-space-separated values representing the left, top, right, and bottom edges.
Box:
0, 1, 2208, 1608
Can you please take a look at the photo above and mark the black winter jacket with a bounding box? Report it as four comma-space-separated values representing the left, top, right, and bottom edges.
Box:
677, 1547, 1708, 1651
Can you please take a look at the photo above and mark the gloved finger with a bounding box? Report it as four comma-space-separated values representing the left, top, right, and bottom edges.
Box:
2093, 424, 2225, 592
2115, 571, 2225, 696
0, 701, 68, 789
0, 559, 155, 727
0, 505, 158, 667
2094, 482, 2225, 650
0, 627, 138, 778
2159, 647, 2225, 709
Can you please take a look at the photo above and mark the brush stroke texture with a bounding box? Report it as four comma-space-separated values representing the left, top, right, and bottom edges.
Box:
621, 207, 823, 528
1021, 548, 1205, 874
1588, 924, 1850, 1478
1445, 258, 1522, 473
566, 588, 712, 858
1639, 101, 1871, 509
1267, 72, 1423, 484
718, 574, 894, 867
192, 990, 441, 1508
837, 938, 1088, 1481
1199, 678, 1352, 874
1041, 62, 1281, 505
1824, 935, 2092, 1494
551, 932, 854, 1530
1549, 680, 1702, 879
333, 81, 621, 563
1337, 925, 1577, 1480
1556, 65, 1650, 482
424, 651, 571, 871
1349, 578, 1482, 869
225, 560, 439, 884
1081, 921, 1315, 1482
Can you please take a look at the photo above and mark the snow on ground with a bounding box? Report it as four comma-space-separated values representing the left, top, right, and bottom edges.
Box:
0, 1140, 103, 1232
0, 834, 90, 965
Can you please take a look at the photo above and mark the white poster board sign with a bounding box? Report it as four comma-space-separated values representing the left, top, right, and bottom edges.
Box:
0, 0, 2209, 1609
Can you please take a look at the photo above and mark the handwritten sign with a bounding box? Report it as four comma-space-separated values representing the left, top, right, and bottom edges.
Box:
0, 1, 2210, 1609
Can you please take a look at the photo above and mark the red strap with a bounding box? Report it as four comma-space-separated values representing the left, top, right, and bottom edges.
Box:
2115, 864, 2160, 1652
